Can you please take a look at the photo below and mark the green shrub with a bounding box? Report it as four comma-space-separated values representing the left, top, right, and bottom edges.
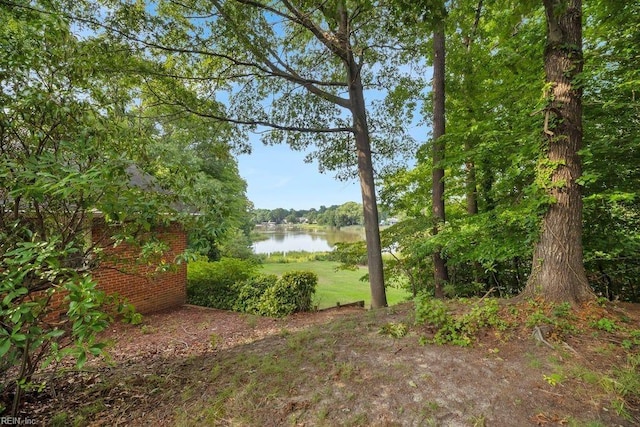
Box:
256, 271, 318, 317
414, 293, 451, 328
415, 295, 507, 347
280, 271, 317, 312
257, 284, 297, 317
187, 258, 258, 310
187, 261, 317, 317
233, 274, 278, 314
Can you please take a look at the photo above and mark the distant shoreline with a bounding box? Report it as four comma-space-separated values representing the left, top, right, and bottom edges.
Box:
253, 223, 365, 232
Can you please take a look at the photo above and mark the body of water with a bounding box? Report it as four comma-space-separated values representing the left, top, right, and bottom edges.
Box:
252, 227, 364, 254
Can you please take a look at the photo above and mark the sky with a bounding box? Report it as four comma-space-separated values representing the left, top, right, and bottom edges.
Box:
237, 138, 362, 211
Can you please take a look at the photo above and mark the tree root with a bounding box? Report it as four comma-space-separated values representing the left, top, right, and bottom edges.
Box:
532, 326, 554, 349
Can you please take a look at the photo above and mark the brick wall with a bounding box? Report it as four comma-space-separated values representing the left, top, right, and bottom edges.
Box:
91, 219, 187, 314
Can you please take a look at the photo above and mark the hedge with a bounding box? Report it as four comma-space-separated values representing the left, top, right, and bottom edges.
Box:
187, 258, 258, 310
187, 259, 317, 317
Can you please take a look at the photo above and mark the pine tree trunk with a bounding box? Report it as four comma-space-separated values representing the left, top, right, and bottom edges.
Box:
522, 0, 593, 304
432, 23, 449, 298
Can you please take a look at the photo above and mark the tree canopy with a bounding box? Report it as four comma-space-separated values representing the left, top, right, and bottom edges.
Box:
251, 202, 367, 228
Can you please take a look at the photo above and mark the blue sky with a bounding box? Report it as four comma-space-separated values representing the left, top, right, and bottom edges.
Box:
237, 139, 362, 210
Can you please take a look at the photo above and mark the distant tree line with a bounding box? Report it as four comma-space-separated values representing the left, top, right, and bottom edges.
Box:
251, 202, 389, 228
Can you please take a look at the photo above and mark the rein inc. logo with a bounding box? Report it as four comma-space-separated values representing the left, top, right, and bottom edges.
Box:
0, 417, 37, 425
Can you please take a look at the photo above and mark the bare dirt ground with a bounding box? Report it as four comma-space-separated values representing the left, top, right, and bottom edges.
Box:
20, 301, 640, 426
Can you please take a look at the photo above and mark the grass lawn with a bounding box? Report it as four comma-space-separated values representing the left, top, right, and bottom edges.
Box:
259, 260, 411, 309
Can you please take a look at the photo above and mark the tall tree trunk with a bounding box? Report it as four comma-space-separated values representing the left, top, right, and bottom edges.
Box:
522, 0, 592, 304
464, 148, 478, 215
353, 112, 387, 308
343, 12, 387, 308
463, 0, 482, 218
464, 1, 483, 287
432, 21, 448, 298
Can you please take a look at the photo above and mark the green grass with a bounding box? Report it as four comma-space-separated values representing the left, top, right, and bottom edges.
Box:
260, 260, 411, 309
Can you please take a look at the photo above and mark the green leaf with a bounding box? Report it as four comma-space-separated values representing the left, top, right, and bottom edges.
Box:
0, 337, 11, 358
12, 333, 27, 343
88, 342, 107, 356
76, 350, 87, 369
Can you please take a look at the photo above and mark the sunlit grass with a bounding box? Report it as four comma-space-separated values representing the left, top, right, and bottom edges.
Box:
260, 260, 412, 309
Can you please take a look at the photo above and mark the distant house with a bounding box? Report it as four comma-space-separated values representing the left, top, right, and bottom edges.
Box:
380, 217, 399, 226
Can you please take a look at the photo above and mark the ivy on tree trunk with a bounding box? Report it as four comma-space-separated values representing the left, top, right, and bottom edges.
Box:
523, 0, 593, 304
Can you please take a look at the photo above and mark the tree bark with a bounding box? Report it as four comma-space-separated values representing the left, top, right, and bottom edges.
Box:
432, 21, 449, 299
341, 9, 387, 308
465, 150, 479, 216
522, 0, 593, 304
464, 1, 483, 287
352, 106, 387, 308
463, 0, 482, 218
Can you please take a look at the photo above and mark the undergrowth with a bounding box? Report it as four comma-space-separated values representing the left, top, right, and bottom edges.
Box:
601, 353, 640, 421
28, 297, 640, 426
414, 296, 640, 422
414, 295, 508, 346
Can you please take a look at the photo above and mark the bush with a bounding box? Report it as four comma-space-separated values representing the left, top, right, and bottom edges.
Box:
233, 274, 278, 314
247, 271, 316, 317
256, 271, 317, 317
279, 271, 318, 313
414, 293, 451, 328
187, 261, 317, 318
187, 258, 258, 310
256, 284, 297, 317
1, 272, 111, 416
415, 294, 507, 347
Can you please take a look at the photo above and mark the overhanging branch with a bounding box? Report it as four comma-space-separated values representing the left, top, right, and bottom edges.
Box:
144, 83, 353, 135
2, 0, 341, 89
211, 0, 351, 109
